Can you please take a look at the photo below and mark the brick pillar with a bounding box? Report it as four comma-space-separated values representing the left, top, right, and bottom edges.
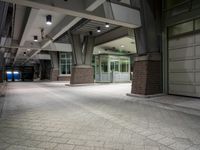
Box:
50, 52, 59, 81
70, 65, 94, 84
131, 53, 162, 95
50, 69, 59, 81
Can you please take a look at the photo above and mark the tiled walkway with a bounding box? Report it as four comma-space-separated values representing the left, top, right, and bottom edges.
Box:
0, 82, 200, 150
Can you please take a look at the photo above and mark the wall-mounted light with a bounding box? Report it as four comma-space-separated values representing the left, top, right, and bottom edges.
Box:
34, 36, 38, 42
105, 23, 110, 28
46, 15, 52, 25
97, 27, 101, 33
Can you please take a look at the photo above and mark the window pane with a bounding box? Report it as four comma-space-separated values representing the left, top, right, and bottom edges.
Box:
95, 57, 100, 74
60, 52, 72, 75
110, 62, 114, 71
195, 18, 200, 30
121, 61, 128, 72
61, 59, 66, 64
115, 61, 119, 71
61, 65, 67, 74
101, 61, 108, 72
60, 53, 66, 58
168, 21, 193, 37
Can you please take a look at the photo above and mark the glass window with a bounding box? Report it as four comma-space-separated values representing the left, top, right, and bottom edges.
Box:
101, 61, 108, 72
114, 61, 119, 71
95, 57, 100, 74
110, 61, 119, 72
59, 52, 72, 75
168, 21, 193, 37
121, 61, 129, 72
110, 62, 115, 71
195, 18, 200, 30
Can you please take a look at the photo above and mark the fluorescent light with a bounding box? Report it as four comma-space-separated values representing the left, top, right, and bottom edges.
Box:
34, 36, 38, 42
105, 23, 110, 28
13, 71, 19, 74
97, 27, 101, 33
6, 71, 12, 74
46, 21, 52, 25
46, 15, 52, 25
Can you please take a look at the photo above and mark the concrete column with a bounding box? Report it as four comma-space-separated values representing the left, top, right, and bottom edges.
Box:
50, 52, 59, 81
130, 0, 162, 95
69, 33, 95, 84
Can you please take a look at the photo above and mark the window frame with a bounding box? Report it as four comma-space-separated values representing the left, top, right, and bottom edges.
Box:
59, 52, 72, 76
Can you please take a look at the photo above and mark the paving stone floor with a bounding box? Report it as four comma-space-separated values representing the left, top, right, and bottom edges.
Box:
0, 82, 200, 150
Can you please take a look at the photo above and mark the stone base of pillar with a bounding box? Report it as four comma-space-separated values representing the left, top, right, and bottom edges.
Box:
58, 76, 71, 81
50, 69, 59, 81
131, 53, 162, 95
70, 65, 94, 84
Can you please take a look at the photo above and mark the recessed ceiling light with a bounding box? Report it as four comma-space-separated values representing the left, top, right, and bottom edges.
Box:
97, 27, 101, 33
34, 36, 38, 42
120, 45, 125, 48
46, 15, 52, 25
105, 23, 110, 28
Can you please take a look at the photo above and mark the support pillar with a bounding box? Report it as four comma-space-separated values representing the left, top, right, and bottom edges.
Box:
50, 52, 59, 81
70, 65, 93, 84
131, 53, 162, 95
130, 0, 162, 96
69, 33, 95, 84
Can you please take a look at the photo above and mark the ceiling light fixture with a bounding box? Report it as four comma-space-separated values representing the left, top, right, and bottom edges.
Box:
97, 27, 101, 33
34, 36, 38, 42
120, 45, 125, 48
105, 23, 110, 28
46, 15, 52, 25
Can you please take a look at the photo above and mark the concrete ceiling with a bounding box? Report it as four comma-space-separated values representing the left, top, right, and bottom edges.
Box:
95, 36, 136, 54
72, 20, 119, 36
1, 0, 140, 65
25, 9, 65, 42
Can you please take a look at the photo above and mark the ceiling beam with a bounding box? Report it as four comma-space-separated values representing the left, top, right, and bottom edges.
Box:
13, 8, 39, 64
0, 43, 70, 52
95, 27, 129, 45
22, 0, 110, 64
1, 0, 140, 28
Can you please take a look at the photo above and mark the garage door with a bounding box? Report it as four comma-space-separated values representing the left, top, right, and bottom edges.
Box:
168, 19, 200, 97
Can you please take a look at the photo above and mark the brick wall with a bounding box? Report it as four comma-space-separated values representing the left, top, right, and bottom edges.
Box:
70, 66, 94, 84
131, 60, 162, 95
50, 69, 59, 81
58, 76, 71, 81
